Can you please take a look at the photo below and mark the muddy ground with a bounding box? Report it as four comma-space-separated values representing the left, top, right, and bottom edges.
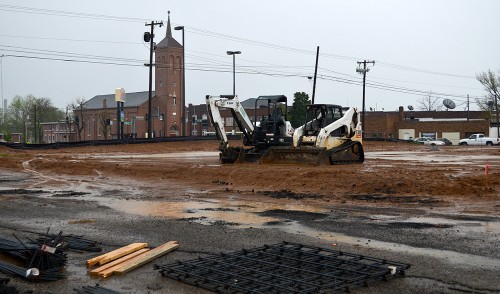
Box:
0, 140, 499, 293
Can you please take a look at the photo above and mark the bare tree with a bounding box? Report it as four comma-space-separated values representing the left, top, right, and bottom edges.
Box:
416, 91, 444, 111
69, 97, 86, 142
96, 110, 112, 140
476, 69, 500, 137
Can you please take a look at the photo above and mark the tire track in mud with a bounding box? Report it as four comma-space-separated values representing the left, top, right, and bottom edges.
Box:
20, 158, 141, 198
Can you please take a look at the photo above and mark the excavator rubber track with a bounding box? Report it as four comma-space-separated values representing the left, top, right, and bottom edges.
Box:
260, 140, 364, 165
219, 146, 265, 164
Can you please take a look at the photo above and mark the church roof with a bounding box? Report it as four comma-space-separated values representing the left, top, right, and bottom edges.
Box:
157, 12, 182, 48
85, 91, 155, 109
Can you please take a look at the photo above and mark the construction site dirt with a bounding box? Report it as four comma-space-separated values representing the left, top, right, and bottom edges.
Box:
0, 140, 499, 293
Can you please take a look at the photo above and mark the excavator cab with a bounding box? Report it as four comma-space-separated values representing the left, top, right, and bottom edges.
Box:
247, 95, 293, 151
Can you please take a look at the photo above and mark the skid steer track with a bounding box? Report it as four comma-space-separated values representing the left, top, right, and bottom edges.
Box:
327, 140, 364, 164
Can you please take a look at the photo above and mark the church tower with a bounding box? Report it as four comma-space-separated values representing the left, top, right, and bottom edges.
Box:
155, 12, 184, 136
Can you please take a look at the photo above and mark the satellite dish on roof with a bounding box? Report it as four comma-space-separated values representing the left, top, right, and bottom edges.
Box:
407, 105, 414, 111
487, 100, 494, 109
443, 99, 456, 109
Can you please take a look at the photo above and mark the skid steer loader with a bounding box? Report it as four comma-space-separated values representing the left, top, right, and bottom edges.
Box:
260, 104, 364, 165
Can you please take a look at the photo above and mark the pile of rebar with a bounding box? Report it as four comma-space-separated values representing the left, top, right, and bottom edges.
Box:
74, 284, 123, 294
36, 231, 102, 252
0, 235, 67, 281
158, 241, 411, 293
0, 277, 18, 294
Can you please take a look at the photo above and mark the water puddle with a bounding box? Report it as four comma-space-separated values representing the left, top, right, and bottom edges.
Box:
273, 221, 500, 271
366, 151, 498, 166
106, 198, 330, 228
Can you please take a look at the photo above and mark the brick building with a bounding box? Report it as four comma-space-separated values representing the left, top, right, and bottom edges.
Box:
363, 106, 491, 144
41, 121, 76, 143
74, 13, 184, 140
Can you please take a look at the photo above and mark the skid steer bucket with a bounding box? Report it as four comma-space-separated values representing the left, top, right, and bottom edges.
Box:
260, 146, 330, 165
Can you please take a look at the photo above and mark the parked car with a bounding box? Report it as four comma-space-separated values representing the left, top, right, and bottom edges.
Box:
413, 137, 446, 146
437, 138, 452, 145
459, 134, 500, 146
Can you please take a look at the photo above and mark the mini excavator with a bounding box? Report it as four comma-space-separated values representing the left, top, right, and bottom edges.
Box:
206, 94, 293, 163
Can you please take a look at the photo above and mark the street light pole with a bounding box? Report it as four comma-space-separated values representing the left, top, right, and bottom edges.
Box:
227, 51, 241, 96
174, 25, 185, 136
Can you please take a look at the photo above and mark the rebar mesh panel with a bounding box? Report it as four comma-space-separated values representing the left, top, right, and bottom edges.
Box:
158, 242, 411, 293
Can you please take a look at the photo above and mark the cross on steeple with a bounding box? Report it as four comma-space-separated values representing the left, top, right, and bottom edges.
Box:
166, 11, 172, 37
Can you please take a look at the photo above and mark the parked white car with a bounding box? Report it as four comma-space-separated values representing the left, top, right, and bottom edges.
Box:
413, 137, 446, 146
459, 134, 500, 146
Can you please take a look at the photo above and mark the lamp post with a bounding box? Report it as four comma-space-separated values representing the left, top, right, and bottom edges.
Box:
174, 25, 185, 136
227, 51, 241, 96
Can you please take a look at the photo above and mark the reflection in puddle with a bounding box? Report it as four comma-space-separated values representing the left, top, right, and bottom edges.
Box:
108, 198, 330, 229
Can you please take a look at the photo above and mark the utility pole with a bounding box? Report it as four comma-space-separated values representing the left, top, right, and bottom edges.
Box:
467, 94, 470, 122
312, 46, 319, 104
356, 60, 375, 139
495, 93, 500, 138
0, 55, 4, 125
33, 104, 37, 144
144, 20, 163, 139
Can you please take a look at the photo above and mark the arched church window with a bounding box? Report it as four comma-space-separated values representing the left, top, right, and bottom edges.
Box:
170, 56, 175, 73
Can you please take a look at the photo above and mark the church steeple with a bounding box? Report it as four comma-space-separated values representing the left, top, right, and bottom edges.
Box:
157, 11, 181, 48
166, 11, 172, 38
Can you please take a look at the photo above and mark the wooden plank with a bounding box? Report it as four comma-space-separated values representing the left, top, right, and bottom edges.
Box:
86, 242, 148, 268
97, 248, 150, 278
113, 241, 179, 275
89, 248, 149, 277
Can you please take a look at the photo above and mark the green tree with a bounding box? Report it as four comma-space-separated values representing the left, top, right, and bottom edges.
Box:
8, 95, 35, 143
289, 92, 311, 128
476, 70, 500, 137
6, 95, 63, 143
33, 97, 64, 143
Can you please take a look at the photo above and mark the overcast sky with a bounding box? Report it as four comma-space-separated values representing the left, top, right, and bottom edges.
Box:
0, 0, 498, 112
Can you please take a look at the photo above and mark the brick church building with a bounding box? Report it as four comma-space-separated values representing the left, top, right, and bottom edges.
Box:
75, 12, 185, 140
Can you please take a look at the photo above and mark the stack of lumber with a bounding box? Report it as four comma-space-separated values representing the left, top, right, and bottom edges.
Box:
86, 241, 178, 278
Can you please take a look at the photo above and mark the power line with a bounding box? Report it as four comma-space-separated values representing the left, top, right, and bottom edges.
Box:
0, 45, 146, 63
0, 4, 148, 22
0, 34, 141, 45
2, 52, 479, 101
0, 4, 476, 79
3, 54, 144, 67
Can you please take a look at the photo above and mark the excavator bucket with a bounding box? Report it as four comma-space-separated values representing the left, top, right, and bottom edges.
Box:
260, 146, 330, 165
219, 146, 265, 164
